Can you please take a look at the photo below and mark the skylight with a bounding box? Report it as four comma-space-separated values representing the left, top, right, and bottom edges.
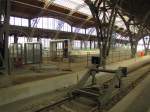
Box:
51, 0, 127, 29
53, 0, 92, 15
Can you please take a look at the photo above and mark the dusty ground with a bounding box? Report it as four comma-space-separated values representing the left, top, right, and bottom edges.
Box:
9, 53, 131, 86
109, 72, 150, 112
0, 64, 149, 112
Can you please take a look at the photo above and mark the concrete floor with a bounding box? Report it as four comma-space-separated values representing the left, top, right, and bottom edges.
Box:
0, 88, 69, 112
4, 51, 131, 86
0, 56, 149, 112
0, 48, 132, 88
109, 72, 150, 112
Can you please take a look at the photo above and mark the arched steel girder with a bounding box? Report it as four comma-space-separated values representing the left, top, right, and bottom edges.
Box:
53, 2, 87, 32
136, 25, 150, 41
85, 0, 150, 65
139, 27, 150, 55
119, 13, 150, 57
117, 0, 150, 56
84, 0, 120, 68
117, 11, 148, 58
29, 0, 56, 39
27, 1, 94, 42
34, 16, 73, 27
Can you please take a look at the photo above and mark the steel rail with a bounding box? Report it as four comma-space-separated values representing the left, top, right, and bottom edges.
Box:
34, 65, 150, 112
35, 96, 73, 112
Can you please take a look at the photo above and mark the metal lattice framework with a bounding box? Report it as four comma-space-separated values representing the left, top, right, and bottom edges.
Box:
84, 0, 150, 67
0, 0, 150, 74
29, 0, 56, 39
119, 12, 150, 57
85, 0, 120, 68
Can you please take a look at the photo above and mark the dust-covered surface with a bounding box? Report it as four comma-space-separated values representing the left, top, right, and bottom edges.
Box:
109, 72, 150, 112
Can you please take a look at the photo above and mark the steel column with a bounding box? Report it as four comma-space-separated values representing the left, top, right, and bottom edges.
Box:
85, 0, 119, 68
0, 0, 11, 74
143, 36, 150, 55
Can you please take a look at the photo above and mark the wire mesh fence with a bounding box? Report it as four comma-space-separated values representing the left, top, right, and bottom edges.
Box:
86, 49, 131, 67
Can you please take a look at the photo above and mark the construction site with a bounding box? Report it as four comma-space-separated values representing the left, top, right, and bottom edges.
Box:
0, 0, 150, 112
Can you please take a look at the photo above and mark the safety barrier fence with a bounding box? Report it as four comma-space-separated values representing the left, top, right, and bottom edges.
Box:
86, 50, 131, 67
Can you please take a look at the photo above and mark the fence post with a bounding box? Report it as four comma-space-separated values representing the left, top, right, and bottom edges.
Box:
68, 52, 71, 71
119, 51, 121, 62
87, 52, 90, 67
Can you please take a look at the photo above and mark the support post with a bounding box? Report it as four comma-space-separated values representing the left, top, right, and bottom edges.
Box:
90, 40, 92, 50
28, 19, 31, 28
3, 0, 10, 74
37, 37, 41, 42
130, 39, 138, 58
71, 26, 73, 33
14, 34, 18, 43
94, 40, 96, 49
118, 12, 139, 58
81, 40, 83, 50
143, 36, 150, 55
85, 0, 119, 68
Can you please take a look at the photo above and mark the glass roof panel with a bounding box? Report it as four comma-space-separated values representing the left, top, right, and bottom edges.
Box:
115, 17, 126, 29
53, 0, 92, 15
51, 0, 126, 29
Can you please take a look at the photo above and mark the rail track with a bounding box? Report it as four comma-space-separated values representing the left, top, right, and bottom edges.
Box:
35, 69, 150, 112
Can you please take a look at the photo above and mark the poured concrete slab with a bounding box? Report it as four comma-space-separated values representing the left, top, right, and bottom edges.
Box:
109, 73, 150, 112
0, 56, 149, 107
0, 56, 149, 112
